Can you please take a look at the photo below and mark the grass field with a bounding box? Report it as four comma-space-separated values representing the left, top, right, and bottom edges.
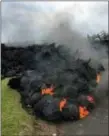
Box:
1, 78, 57, 136
1, 78, 37, 136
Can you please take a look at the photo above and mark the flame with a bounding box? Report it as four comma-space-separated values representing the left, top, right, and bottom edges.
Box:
96, 73, 101, 83
59, 98, 67, 111
41, 85, 54, 96
79, 106, 89, 119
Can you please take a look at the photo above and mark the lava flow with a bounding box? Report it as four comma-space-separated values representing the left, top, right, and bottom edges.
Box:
96, 73, 101, 84
2, 43, 105, 121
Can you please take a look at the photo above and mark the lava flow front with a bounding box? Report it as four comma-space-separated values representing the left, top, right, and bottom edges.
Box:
2, 43, 104, 121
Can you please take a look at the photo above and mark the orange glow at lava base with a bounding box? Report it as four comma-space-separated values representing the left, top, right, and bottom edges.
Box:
59, 98, 67, 111
41, 86, 54, 96
79, 106, 89, 119
96, 73, 101, 83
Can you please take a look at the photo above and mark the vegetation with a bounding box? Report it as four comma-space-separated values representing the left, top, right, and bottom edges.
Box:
87, 31, 109, 46
2, 78, 36, 136
1, 78, 57, 136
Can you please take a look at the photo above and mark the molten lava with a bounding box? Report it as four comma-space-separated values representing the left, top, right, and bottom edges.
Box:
59, 98, 67, 111
41, 86, 54, 96
96, 73, 101, 83
5, 43, 105, 121
79, 106, 89, 119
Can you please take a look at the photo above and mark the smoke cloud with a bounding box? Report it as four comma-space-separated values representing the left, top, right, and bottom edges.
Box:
1, 2, 108, 45
1, 2, 108, 98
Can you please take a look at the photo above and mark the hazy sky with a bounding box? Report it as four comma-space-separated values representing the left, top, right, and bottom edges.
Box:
1, 1, 108, 43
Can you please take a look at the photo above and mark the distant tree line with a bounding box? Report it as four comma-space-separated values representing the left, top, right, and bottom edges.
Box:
87, 31, 109, 47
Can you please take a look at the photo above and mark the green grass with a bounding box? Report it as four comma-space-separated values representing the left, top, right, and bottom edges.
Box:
1, 78, 57, 136
1, 78, 37, 136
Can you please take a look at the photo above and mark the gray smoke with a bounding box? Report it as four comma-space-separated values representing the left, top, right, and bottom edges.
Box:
43, 11, 108, 61
1, 2, 108, 99
1, 2, 108, 45
43, 10, 108, 100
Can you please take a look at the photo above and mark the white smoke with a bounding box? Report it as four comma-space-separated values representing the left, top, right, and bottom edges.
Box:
1, 2, 108, 45
1, 2, 108, 99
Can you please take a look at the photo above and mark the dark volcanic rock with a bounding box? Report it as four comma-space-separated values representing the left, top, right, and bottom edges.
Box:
1, 43, 105, 121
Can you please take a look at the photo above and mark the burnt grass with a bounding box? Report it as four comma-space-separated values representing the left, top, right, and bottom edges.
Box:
1, 43, 105, 122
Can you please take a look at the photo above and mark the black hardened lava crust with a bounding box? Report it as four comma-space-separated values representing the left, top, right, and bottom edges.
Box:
2, 43, 104, 121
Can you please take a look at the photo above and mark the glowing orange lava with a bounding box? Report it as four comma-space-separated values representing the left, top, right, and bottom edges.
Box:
96, 73, 101, 83
41, 85, 54, 96
59, 98, 67, 111
79, 106, 89, 119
